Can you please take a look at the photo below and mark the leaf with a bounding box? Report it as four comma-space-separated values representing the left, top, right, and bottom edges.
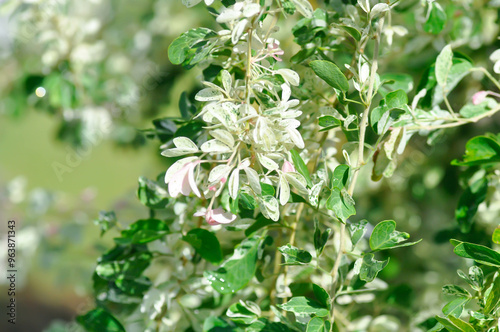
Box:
119, 219, 169, 244
290, 149, 313, 187
278, 297, 329, 317
435, 45, 453, 88
349, 220, 368, 246
452, 136, 500, 166
168, 28, 216, 65
314, 219, 331, 257
291, 0, 313, 18
318, 115, 341, 130
455, 177, 488, 233
493, 226, 500, 244
94, 211, 117, 237
312, 284, 331, 310
379, 73, 414, 97
309, 60, 349, 93
260, 182, 276, 196
442, 297, 469, 317
434, 315, 475, 332
451, 240, 500, 267
357, 253, 389, 282
203, 316, 233, 332
423, 2, 447, 34
330, 164, 349, 190
204, 236, 262, 294
325, 188, 356, 222
137, 177, 169, 209
279, 244, 312, 265
385, 89, 408, 110
245, 215, 274, 236
306, 317, 326, 332
183, 228, 223, 264
485, 273, 500, 314
442, 285, 471, 298
369, 220, 421, 251
77, 308, 125, 332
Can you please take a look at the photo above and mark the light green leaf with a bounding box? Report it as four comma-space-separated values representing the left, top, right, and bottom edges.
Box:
306, 317, 326, 332
442, 297, 469, 317
326, 188, 356, 222
349, 219, 368, 246
357, 253, 389, 282
310, 60, 349, 93
369, 220, 421, 251
279, 244, 312, 265
278, 297, 329, 317
168, 28, 216, 65
484, 274, 500, 314
290, 149, 313, 187
314, 219, 331, 257
423, 2, 446, 34
183, 229, 223, 264
493, 226, 500, 244
435, 45, 453, 88
442, 285, 471, 298
204, 236, 262, 294
451, 136, 500, 166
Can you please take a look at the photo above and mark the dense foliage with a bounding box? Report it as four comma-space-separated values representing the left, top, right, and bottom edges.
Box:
4, 0, 500, 331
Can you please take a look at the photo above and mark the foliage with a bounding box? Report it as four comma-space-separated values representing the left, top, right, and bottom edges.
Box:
6, 0, 498, 331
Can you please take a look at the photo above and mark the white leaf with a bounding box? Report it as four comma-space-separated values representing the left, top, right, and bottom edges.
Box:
259, 154, 279, 171
228, 169, 240, 199
277, 69, 300, 86
208, 165, 232, 183
281, 83, 291, 102
244, 168, 261, 194
370, 3, 389, 19
291, 0, 313, 18
243, 3, 260, 17
232, 18, 248, 44
209, 129, 234, 148
195, 88, 224, 101
173, 137, 198, 151
261, 195, 279, 221
164, 157, 198, 184
238, 158, 251, 169
221, 70, 232, 93
435, 45, 453, 88
200, 139, 233, 153
161, 148, 196, 157
182, 0, 202, 8
287, 127, 305, 149
217, 8, 241, 23
357, 0, 370, 13
308, 181, 323, 207
279, 175, 290, 206
284, 172, 308, 193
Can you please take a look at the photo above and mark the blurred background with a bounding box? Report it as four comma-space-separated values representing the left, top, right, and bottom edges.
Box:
0, 0, 499, 331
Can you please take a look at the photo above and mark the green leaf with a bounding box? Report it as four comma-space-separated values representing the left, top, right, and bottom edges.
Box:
313, 284, 331, 310
204, 236, 262, 294
484, 274, 500, 314
203, 316, 233, 332
94, 211, 117, 237
119, 219, 169, 244
290, 149, 313, 187
358, 253, 389, 282
379, 73, 414, 97
183, 228, 223, 264
227, 301, 259, 325
442, 285, 471, 298
423, 2, 447, 34
314, 219, 331, 257
451, 240, 500, 267
455, 177, 488, 233
260, 182, 276, 196
325, 188, 356, 222
309, 60, 349, 93
279, 244, 312, 265
443, 297, 469, 317
306, 317, 326, 332
349, 219, 368, 246
369, 220, 421, 251
245, 215, 275, 236
435, 45, 453, 88
168, 28, 217, 66
385, 89, 408, 110
114, 275, 152, 297
493, 226, 500, 244
96, 251, 152, 281
330, 164, 349, 190
278, 297, 329, 317
318, 115, 341, 130
340, 25, 361, 41
459, 103, 491, 119
435, 315, 475, 332
452, 136, 500, 166
77, 308, 125, 332
137, 176, 169, 209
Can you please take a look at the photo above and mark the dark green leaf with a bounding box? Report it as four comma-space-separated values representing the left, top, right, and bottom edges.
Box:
451, 240, 500, 267
119, 219, 169, 244
330, 164, 349, 190
77, 308, 125, 332
245, 215, 275, 236
455, 177, 488, 233
204, 236, 262, 294
309, 60, 349, 93
260, 182, 276, 196
203, 316, 234, 332
313, 284, 331, 310
183, 228, 223, 264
